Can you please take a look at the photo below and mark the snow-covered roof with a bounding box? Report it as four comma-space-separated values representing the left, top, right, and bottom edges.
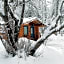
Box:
23, 17, 42, 24
14, 14, 42, 24
23, 17, 37, 23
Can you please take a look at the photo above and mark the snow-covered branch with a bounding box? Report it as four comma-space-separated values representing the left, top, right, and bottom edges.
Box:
29, 0, 64, 56
8, 5, 19, 22
0, 12, 5, 19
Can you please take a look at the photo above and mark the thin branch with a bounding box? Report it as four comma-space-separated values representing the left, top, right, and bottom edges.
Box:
50, 15, 60, 30
17, 0, 29, 6
8, 5, 19, 22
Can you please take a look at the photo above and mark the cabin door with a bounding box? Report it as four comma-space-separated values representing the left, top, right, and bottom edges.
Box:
31, 25, 34, 38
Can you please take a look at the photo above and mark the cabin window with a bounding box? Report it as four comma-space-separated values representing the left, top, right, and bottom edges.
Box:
24, 26, 28, 36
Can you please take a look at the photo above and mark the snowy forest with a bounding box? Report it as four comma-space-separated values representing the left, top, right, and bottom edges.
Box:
0, 0, 64, 64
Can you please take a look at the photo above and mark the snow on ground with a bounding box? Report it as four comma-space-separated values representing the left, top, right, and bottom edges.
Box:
0, 34, 64, 64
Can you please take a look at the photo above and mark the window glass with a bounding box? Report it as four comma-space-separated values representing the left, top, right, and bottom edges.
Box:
24, 26, 28, 35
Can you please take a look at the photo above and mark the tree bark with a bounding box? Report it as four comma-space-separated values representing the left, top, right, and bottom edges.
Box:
15, 0, 25, 43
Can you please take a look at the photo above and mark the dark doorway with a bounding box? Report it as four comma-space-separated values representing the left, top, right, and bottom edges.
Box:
31, 25, 34, 38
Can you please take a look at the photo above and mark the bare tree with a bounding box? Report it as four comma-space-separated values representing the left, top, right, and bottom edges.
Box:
0, 0, 25, 56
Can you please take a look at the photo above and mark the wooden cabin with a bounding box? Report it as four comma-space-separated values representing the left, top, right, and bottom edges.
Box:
18, 17, 46, 41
